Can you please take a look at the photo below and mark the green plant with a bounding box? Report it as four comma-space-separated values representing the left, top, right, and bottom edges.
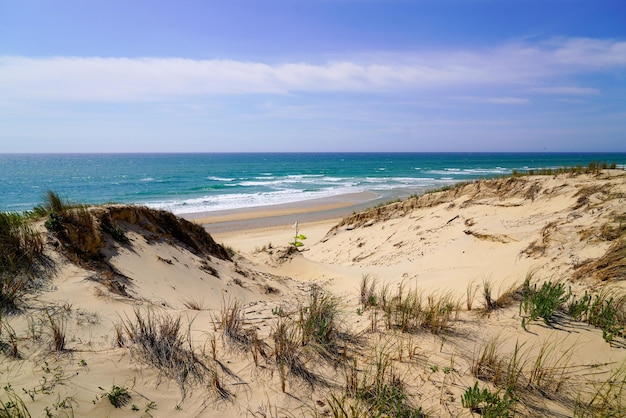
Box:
462, 382, 516, 417
100, 385, 132, 408
592, 298, 623, 343
520, 279, 570, 328
568, 289, 625, 343
289, 221, 307, 249
271, 306, 286, 317
100, 220, 130, 244
43, 212, 64, 232
568, 291, 592, 320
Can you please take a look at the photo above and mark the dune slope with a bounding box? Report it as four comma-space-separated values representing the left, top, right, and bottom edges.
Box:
1, 170, 626, 417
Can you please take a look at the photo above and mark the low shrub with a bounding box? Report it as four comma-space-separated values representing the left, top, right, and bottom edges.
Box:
520, 279, 570, 329
462, 382, 516, 417
100, 385, 131, 408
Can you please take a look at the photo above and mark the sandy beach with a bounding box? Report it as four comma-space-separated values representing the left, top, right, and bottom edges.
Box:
2, 169, 626, 417
182, 191, 381, 234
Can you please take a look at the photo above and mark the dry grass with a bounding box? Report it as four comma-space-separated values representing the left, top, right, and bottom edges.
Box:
575, 238, 626, 282
471, 334, 584, 414
272, 317, 318, 390
0, 313, 20, 358
573, 362, 626, 417
366, 282, 460, 335
477, 279, 520, 316
0, 212, 44, 312
328, 344, 425, 417
217, 297, 252, 349
121, 308, 214, 398
466, 279, 479, 311
45, 309, 66, 352
182, 297, 205, 311
359, 274, 378, 309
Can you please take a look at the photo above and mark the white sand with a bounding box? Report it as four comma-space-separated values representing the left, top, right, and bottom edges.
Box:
3, 170, 626, 416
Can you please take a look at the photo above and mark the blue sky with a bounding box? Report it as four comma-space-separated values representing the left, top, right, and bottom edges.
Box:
1, 0, 625, 152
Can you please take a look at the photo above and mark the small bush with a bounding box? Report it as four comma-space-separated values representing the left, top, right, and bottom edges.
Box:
520, 279, 570, 328
101, 220, 130, 244
43, 212, 64, 232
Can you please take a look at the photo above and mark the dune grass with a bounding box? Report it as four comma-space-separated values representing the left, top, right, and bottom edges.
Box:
120, 308, 214, 398
471, 334, 588, 415
299, 286, 340, 348
573, 362, 626, 417
270, 286, 345, 390
0, 212, 44, 312
217, 297, 252, 348
0, 384, 31, 418
382, 284, 459, 335
328, 344, 425, 418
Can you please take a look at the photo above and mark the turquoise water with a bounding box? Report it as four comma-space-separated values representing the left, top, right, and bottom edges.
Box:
1, 153, 624, 214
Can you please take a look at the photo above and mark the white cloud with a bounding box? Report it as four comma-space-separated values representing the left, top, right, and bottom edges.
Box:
530, 86, 600, 95
0, 37, 624, 102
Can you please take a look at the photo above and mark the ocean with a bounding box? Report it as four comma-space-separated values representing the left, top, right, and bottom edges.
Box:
1, 153, 625, 214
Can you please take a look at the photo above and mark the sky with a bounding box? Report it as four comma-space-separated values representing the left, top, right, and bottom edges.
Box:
1, 0, 625, 153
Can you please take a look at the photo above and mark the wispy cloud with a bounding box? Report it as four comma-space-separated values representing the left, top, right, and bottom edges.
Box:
1, 37, 624, 102
454, 96, 530, 105
530, 86, 600, 95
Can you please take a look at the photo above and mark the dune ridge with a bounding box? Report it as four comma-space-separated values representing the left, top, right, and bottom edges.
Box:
1, 170, 625, 417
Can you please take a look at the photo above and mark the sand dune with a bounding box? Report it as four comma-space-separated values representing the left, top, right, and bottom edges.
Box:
2, 170, 625, 416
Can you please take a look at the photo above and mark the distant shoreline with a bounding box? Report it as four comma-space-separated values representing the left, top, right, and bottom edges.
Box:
182, 191, 383, 234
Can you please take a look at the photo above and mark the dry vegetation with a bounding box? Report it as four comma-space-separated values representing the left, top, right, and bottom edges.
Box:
1, 166, 626, 417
